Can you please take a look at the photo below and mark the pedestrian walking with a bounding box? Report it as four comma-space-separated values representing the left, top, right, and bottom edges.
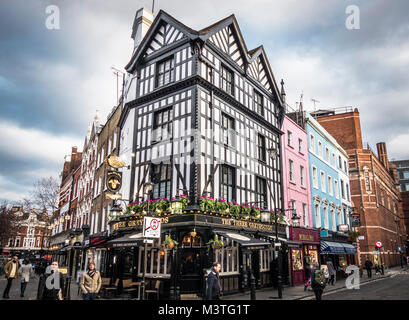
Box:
326, 259, 336, 285
206, 262, 221, 300
311, 262, 326, 300
80, 262, 101, 300
2, 256, 19, 299
364, 258, 373, 278
37, 261, 65, 300
18, 258, 34, 298
374, 264, 381, 275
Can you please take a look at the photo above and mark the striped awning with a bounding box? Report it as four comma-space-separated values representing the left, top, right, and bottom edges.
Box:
342, 243, 357, 254
320, 241, 346, 254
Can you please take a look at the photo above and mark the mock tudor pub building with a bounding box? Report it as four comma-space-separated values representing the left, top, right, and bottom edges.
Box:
101, 8, 292, 299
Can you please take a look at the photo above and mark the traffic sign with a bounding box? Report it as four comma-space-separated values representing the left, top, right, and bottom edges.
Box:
375, 241, 383, 248
143, 217, 161, 238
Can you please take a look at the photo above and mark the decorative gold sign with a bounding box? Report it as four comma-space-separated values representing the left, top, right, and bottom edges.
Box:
299, 234, 314, 241
106, 170, 122, 193
221, 218, 273, 232
113, 217, 169, 231
107, 155, 126, 169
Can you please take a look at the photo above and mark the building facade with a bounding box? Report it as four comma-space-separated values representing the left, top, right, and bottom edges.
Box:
107, 8, 288, 298
389, 159, 409, 257
89, 104, 121, 273
3, 206, 50, 261
281, 112, 317, 286
313, 108, 406, 267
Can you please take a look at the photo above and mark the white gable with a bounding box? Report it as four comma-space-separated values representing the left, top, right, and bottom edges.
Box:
144, 23, 186, 57
209, 25, 244, 68
248, 56, 271, 92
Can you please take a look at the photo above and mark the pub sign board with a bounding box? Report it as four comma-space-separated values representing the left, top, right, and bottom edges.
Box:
106, 170, 122, 193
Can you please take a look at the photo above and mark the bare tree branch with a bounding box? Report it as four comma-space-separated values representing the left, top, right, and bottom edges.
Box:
29, 176, 60, 216
0, 202, 18, 248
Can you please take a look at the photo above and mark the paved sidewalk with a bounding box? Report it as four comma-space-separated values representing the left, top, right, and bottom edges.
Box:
221, 266, 409, 300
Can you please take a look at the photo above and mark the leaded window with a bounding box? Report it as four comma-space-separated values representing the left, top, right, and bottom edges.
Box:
156, 57, 174, 87
221, 65, 234, 95
258, 134, 266, 162
255, 177, 267, 208
254, 91, 264, 116
221, 112, 235, 147
152, 163, 172, 199
153, 107, 173, 142
221, 165, 235, 202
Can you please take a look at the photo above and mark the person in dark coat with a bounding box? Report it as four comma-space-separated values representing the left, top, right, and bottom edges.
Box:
206, 262, 221, 300
37, 261, 65, 300
364, 258, 373, 278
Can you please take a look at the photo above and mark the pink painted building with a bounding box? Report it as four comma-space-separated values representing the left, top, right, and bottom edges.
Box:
281, 114, 312, 227
281, 114, 315, 286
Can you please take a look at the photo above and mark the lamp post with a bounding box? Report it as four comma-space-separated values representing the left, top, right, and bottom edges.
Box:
141, 181, 154, 301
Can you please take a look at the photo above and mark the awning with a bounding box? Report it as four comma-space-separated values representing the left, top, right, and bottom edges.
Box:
215, 231, 270, 247
320, 241, 346, 254
106, 232, 144, 248
342, 243, 357, 254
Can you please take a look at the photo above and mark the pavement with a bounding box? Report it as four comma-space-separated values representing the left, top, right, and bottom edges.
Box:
1, 265, 408, 300
221, 265, 409, 300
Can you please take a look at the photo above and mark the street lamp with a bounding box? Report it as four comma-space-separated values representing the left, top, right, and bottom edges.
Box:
141, 181, 155, 300
261, 209, 271, 223
291, 210, 301, 227
170, 197, 183, 215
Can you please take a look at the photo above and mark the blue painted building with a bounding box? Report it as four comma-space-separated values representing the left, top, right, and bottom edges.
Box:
287, 109, 357, 271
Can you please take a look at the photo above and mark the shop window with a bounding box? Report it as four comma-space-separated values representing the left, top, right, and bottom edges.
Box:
213, 237, 239, 275
260, 248, 273, 272
292, 249, 304, 271
181, 234, 203, 248
138, 244, 172, 277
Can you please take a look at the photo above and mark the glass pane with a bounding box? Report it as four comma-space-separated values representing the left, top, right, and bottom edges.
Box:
166, 252, 172, 274
152, 250, 158, 274
146, 250, 152, 274
160, 250, 165, 274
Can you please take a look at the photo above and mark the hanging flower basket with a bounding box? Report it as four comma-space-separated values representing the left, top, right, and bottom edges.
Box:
200, 196, 215, 213
162, 234, 179, 252
216, 199, 228, 216
206, 234, 224, 254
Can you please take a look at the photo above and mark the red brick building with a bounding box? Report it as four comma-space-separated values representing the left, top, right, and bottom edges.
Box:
311, 108, 406, 267
3, 206, 50, 259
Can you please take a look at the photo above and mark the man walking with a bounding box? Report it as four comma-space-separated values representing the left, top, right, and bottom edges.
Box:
206, 262, 221, 300
326, 259, 336, 285
311, 262, 326, 300
364, 258, 373, 278
3, 256, 19, 299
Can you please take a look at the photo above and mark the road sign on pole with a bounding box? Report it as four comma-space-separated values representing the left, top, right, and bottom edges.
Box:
375, 241, 383, 248
143, 217, 161, 238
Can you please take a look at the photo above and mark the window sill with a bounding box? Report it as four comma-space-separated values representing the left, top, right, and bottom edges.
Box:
289, 180, 296, 186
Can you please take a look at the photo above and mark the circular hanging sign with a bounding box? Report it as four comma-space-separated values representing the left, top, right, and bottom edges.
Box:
375, 241, 383, 248
106, 170, 122, 193
150, 218, 160, 231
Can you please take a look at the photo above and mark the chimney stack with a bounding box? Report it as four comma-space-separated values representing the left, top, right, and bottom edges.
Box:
376, 142, 389, 171
280, 79, 286, 104
131, 8, 154, 51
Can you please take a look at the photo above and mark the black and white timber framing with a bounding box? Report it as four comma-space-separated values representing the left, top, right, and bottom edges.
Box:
118, 10, 285, 212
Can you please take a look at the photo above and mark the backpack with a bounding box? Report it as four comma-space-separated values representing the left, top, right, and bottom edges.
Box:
313, 269, 326, 288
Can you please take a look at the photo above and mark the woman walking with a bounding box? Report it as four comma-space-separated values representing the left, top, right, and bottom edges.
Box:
80, 262, 101, 300
18, 259, 34, 297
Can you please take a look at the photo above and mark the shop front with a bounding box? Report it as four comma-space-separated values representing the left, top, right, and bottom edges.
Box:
106, 211, 287, 298
320, 230, 357, 280
288, 227, 320, 286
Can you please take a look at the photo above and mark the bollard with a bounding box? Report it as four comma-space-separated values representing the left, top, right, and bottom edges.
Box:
250, 272, 256, 300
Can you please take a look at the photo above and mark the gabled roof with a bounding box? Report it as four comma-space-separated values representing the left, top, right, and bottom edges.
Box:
126, 10, 283, 104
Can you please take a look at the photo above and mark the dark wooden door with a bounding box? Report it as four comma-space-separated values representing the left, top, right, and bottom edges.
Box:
180, 248, 203, 293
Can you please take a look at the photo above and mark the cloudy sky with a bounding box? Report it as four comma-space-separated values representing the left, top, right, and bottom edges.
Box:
1, 0, 408, 203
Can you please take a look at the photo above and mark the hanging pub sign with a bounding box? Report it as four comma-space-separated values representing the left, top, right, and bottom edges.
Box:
106, 170, 122, 193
